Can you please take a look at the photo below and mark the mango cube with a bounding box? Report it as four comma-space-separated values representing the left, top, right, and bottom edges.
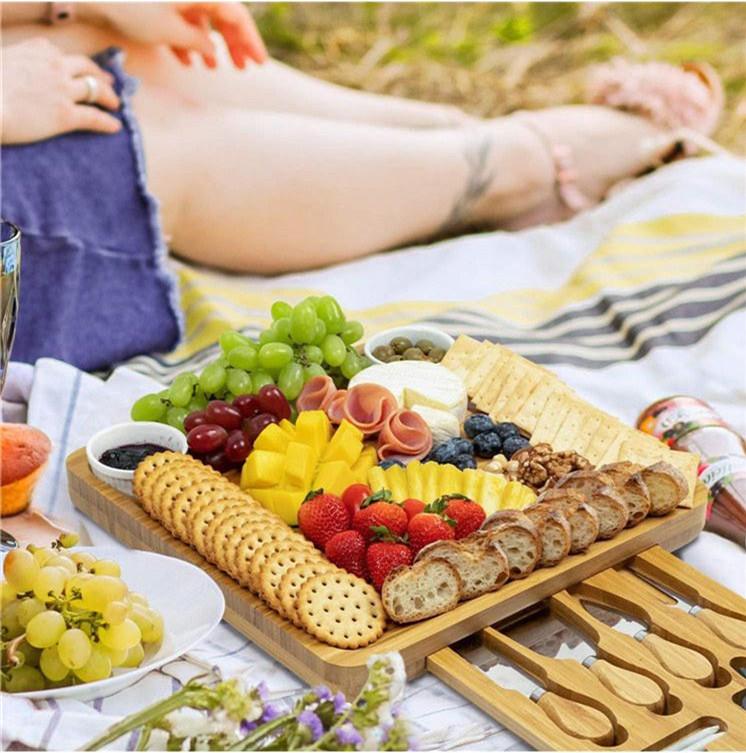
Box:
313, 461, 356, 496
321, 419, 363, 466
282, 442, 317, 489
351, 445, 377, 481
251, 489, 306, 525
241, 450, 285, 489
253, 423, 293, 454
295, 411, 331, 456
279, 419, 297, 437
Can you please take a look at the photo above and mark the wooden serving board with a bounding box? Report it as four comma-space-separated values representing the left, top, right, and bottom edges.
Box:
67, 447, 707, 696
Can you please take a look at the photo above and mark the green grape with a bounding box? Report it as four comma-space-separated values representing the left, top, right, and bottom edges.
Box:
4, 549, 40, 593
1, 600, 24, 639
40, 646, 70, 682
1, 581, 17, 606
127, 592, 149, 607
303, 364, 327, 381
278, 362, 304, 401
78, 576, 128, 611
57, 532, 80, 549
70, 551, 96, 570
304, 295, 322, 310
31, 547, 54, 568
316, 295, 346, 334
341, 350, 363, 380
101, 644, 128, 667
321, 334, 346, 367
103, 600, 129, 626
301, 345, 324, 364
251, 371, 274, 392
45, 555, 76, 576
167, 374, 194, 408
219, 330, 250, 355
166, 406, 189, 432
258, 328, 275, 346
16, 639, 42, 668
99, 618, 141, 651
340, 320, 364, 345
90, 560, 121, 577
258, 342, 293, 370
131, 393, 167, 422
131, 605, 164, 643
74, 646, 112, 683
26, 610, 66, 648
17, 598, 45, 628
227, 345, 257, 371
289, 302, 318, 344
3, 665, 45, 692
311, 318, 327, 345
57, 628, 92, 669
224, 368, 251, 396
187, 393, 208, 412
271, 300, 293, 320
272, 317, 292, 344
121, 642, 145, 668
199, 362, 227, 395
65, 573, 93, 600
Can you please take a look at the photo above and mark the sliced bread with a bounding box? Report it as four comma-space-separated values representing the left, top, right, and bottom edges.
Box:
535, 488, 600, 553
554, 470, 629, 538
478, 511, 541, 579
521, 504, 572, 567
599, 461, 651, 527
381, 558, 462, 624
640, 461, 689, 516
415, 538, 509, 599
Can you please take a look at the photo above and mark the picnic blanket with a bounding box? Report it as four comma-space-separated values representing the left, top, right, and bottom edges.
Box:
3, 154, 746, 751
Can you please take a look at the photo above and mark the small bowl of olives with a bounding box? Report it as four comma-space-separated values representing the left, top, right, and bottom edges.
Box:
364, 325, 454, 365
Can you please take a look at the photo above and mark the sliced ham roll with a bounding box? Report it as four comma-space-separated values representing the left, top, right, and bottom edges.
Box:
341, 384, 398, 436
296, 375, 337, 413
377, 409, 433, 461
325, 389, 348, 424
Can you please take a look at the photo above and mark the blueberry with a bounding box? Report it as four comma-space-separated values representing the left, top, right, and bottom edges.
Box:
473, 431, 502, 458
494, 422, 522, 440
464, 414, 495, 438
450, 438, 474, 456
454, 453, 477, 470
379, 458, 405, 469
502, 435, 531, 458
432, 443, 459, 464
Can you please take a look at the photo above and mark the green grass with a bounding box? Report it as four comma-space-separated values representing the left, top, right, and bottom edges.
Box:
250, 2, 745, 153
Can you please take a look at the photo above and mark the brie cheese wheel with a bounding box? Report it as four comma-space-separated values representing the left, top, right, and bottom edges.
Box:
411, 405, 461, 446
349, 361, 468, 420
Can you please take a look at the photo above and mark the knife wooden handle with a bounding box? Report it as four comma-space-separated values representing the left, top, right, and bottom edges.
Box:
695, 608, 746, 650
640, 633, 715, 685
587, 658, 665, 712
535, 692, 615, 745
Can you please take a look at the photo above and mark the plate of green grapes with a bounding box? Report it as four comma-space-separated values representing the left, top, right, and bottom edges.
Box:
1, 543, 224, 700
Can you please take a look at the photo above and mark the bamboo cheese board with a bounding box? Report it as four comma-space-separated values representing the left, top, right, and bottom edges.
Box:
67, 447, 708, 696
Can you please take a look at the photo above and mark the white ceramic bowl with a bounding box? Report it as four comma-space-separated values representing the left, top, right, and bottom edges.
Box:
3, 546, 224, 701
364, 325, 455, 365
86, 422, 187, 497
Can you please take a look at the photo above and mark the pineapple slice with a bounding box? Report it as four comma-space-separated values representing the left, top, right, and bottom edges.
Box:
384, 464, 408, 502
405, 460, 424, 501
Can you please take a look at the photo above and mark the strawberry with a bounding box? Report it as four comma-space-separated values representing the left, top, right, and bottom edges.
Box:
352, 492, 408, 543
428, 494, 485, 539
407, 512, 456, 554
341, 483, 372, 518
298, 490, 351, 549
401, 498, 426, 521
366, 532, 413, 591
325, 530, 367, 579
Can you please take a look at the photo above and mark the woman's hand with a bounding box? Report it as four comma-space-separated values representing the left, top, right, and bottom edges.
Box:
1, 38, 121, 145
87, 3, 267, 69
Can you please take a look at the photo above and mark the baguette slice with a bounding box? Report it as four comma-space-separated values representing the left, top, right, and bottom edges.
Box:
599, 461, 651, 527
479, 511, 541, 579
554, 470, 628, 538
641, 461, 689, 516
381, 558, 462, 624
521, 504, 572, 566
535, 488, 600, 553
416, 538, 509, 599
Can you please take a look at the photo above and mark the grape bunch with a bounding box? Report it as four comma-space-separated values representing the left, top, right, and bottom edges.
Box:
131, 295, 369, 432
183, 385, 289, 472
1, 538, 163, 692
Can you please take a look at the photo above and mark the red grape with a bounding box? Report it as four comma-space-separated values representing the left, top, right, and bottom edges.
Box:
187, 423, 228, 454
205, 400, 242, 431
184, 410, 208, 433
225, 430, 252, 463
245, 412, 279, 442
232, 394, 262, 419
256, 385, 291, 421
201, 448, 233, 473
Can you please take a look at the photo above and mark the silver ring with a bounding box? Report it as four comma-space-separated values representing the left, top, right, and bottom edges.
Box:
82, 74, 98, 104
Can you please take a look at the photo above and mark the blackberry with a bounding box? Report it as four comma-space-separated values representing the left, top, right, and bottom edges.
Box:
464, 414, 495, 438
454, 453, 477, 470
473, 431, 502, 458
502, 435, 531, 458
494, 422, 522, 440
379, 458, 405, 469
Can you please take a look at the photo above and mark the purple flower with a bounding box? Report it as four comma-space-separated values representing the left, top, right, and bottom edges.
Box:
333, 691, 349, 715
256, 681, 269, 702
335, 723, 363, 747
298, 709, 324, 742
313, 684, 332, 701
239, 719, 257, 735
261, 703, 281, 723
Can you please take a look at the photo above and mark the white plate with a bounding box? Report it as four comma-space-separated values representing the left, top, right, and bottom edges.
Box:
3, 546, 225, 701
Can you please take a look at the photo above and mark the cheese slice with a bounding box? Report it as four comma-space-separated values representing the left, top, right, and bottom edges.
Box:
411, 405, 460, 446
349, 361, 467, 419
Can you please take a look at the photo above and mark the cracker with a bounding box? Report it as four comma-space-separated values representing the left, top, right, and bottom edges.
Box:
248, 540, 317, 593
132, 451, 189, 499
571, 410, 603, 456
297, 572, 386, 649
441, 334, 481, 377
593, 422, 629, 466
511, 376, 557, 434
279, 562, 339, 626
259, 548, 323, 613
232, 526, 297, 589
188, 499, 248, 556
168, 481, 248, 543
531, 392, 572, 445
150, 473, 208, 531
207, 508, 264, 567
474, 350, 515, 409
494, 366, 544, 426
550, 397, 593, 452
462, 342, 501, 394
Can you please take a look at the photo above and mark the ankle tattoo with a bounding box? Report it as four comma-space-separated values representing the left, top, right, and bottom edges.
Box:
439, 133, 495, 235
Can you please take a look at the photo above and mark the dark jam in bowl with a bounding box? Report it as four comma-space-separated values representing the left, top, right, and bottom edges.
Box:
99, 443, 170, 470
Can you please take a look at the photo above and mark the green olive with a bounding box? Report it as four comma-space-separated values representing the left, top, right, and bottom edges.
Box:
390, 337, 413, 355
428, 346, 446, 362
416, 339, 435, 354
388, 354, 404, 362
403, 347, 426, 360
373, 345, 395, 361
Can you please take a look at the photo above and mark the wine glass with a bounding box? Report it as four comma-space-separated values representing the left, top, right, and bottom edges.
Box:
0, 221, 21, 395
